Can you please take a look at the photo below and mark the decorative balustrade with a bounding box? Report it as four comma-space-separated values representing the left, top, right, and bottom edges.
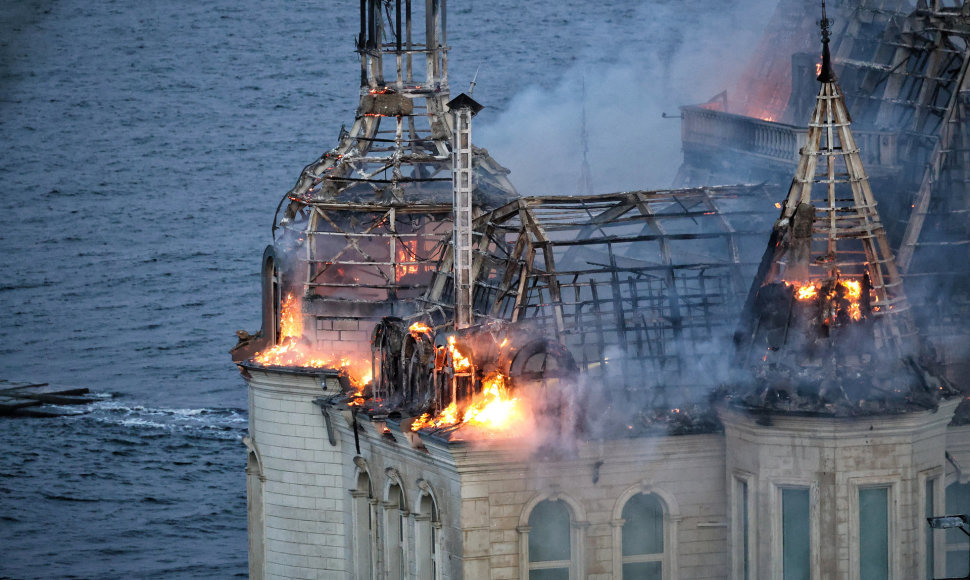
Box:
681, 106, 896, 171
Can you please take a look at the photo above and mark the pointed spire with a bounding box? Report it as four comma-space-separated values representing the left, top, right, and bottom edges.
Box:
738, 0, 917, 365
817, 0, 836, 83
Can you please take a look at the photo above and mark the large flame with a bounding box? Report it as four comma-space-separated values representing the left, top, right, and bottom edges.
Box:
461, 373, 522, 429
447, 335, 472, 372
410, 337, 522, 433
278, 293, 302, 340
251, 293, 372, 389
787, 278, 865, 322
410, 372, 522, 432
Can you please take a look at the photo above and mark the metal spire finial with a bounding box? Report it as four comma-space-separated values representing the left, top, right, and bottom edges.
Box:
818, 0, 836, 82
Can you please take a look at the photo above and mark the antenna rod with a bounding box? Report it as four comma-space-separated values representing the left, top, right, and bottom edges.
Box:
468, 66, 480, 95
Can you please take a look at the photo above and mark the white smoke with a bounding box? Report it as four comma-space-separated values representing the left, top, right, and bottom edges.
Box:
477, 0, 777, 194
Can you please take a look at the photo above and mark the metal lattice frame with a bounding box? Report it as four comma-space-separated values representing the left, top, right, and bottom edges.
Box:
269, 0, 518, 313
419, 185, 779, 403
302, 204, 453, 302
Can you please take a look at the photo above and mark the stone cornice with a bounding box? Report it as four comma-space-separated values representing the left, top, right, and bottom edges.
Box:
245, 366, 335, 398
717, 398, 960, 443
420, 432, 725, 475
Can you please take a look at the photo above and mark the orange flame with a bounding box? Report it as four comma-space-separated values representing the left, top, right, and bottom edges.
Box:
410, 403, 458, 431
461, 373, 522, 429
410, 373, 522, 432
251, 293, 372, 388
847, 302, 862, 322
396, 239, 421, 279
279, 293, 302, 340
795, 284, 818, 300
816, 62, 823, 77
786, 279, 865, 322
409, 322, 432, 338
842, 279, 861, 300
447, 336, 472, 372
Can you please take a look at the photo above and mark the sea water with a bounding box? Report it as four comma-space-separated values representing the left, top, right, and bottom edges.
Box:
0, 0, 769, 577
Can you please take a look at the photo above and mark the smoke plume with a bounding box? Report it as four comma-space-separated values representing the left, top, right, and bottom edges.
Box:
477, 0, 778, 194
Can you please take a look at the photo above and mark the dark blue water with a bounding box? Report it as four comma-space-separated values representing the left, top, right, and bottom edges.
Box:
0, 1, 770, 577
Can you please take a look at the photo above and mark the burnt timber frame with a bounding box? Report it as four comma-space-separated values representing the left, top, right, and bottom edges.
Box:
418, 185, 778, 405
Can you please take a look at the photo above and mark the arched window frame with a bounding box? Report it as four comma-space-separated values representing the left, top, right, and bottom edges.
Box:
415, 479, 442, 580
260, 245, 280, 346
243, 437, 266, 580
518, 491, 589, 579
610, 483, 681, 580
351, 458, 376, 580
382, 468, 409, 580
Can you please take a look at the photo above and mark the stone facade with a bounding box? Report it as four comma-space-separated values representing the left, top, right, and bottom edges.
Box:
720, 401, 960, 580
246, 367, 349, 579
244, 365, 969, 579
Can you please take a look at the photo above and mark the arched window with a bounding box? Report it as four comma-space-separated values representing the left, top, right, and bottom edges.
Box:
415, 486, 441, 580
352, 471, 374, 579
243, 438, 265, 580
621, 493, 665, 579
384, 482, 407, 580
259, 246, 280, 346
612, 486, 678, 580
528, 500, 573, 579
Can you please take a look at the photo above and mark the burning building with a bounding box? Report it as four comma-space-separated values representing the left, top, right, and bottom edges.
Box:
678, 0, 970, 387
229, 0, 519, 376
234, 1, 970, 579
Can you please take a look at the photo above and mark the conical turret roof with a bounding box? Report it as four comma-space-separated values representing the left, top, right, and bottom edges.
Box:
746, 8, 916, 356
728, 10, 952, 415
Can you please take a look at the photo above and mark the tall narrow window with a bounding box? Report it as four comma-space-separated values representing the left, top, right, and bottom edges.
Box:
735, 478, 751, 580
528, 500, 572, 580
782, 488, 810, 580
352, 472, 374, 579
621, 493, 664, 579
416, 492, 440, 580
925, 479, 936, 580
246, 450, 264, 580
385, 484, 406, 580
859, 486, 890, 580
945, 481, 970, 578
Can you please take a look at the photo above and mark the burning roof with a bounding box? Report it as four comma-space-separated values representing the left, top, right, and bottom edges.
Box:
237, 0, 969, 441
728, 8, 959, 416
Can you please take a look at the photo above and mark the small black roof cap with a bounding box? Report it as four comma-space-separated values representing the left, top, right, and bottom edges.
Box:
447, 93, 484, 115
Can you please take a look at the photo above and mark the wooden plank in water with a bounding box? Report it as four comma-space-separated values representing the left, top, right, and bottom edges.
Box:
0, 380, 96, 417
0, 397, 44, 414
14, 392, 93, 405
0, 381, 49, 393
0, 383, 87, 397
